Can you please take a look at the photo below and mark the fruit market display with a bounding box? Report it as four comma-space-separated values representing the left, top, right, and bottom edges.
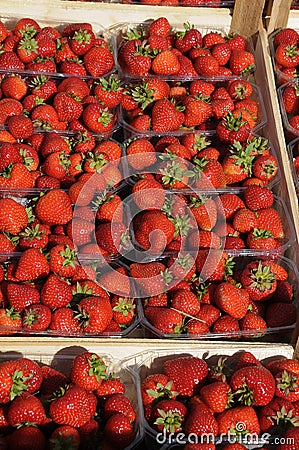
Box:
0, 351, 140, 449
139, 350, 299, 448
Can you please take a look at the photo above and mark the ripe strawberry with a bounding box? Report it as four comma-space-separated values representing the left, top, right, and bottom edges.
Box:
41, 274, 72, 309
22, 304, 51, 331
50, 385, 97, 427
230, 365, 275, 406
1, 75, 27, 101
215, 282, 250, 319
104, 412, 135, 448
152, 398, 187, 433
82, 103, 114, 134
8, 426, 46, 450
49, 307, 81, 334
212, 315, 240, 334
246, 228, 279, 250
276, 44, 299, 68
77, 296, 113, 334
216, 111, 251, 144
95, 376, 125, 397
6, 282, 40, 312
241, 260, 277, 301
277, 426, 299, 449
151, 50, 180, 75
141, 373, 178, 406
35, 189, 72, 225
7, 392, 46, 427
0, 198, 28, 234
70, 351, 107, 390
183, 97, 213, 127
0, 51, 25, 70
49, 244, 77, 278
144, 307, 183, 334
218, 193, 245, 220
53, 92, 83, 122
229, 49, 255, 74
164, 356, 208, 397
184, 403, 218, 436
171, 289, 200, 316
48, 425, 80, 450
0, 307, 22, 335
14, 248, 49, 281
239, 311, 267, 336
243, 184, 274, 210
83, 46, 114, 77
134, 210, 175, 254
218, 405, 260, 435
104, 393, 135, 422
266, 302, 297, 327
200, 381, 232, 413
151, 98, 185, 132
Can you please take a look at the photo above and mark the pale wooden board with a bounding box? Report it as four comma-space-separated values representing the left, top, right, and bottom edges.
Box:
232, 0, 266, 36
265, 0, 293, 33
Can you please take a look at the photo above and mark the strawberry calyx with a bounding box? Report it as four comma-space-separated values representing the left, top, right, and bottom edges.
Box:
49, 434, 78, 450
241, 63, 256, 75
271, 406, 299, 433
172, 214, 193, 237
194, 93, 211, 103
10, 370, 33, 401
2, 232, 20, 246
159, 160, 191, 186
249, 262, 276, 292
25, 206, 36, 224
223, 111, 247, 131
252, 228, 274, 239
29, 74, 48, 89
19, 36, 39, 55
209, 356, 230, 382
86, 353, 108, 382
19, 224, 46, 241
58, 153, 71, 171
229, 141, 254, 174
193, 134, 211, 152
73, 29, 92, 45
4, 306, 21, 322
189, 194, 210, 208
60, 245, 77, 268
194, 281, 210, 300
123, 27, 145, 41
96, 75, 122, 93
161, 197, 175, 217
73, 130, 91, 145
146, 381, 179, 401
32, 119, 53, 131
125, 83, 155, 110
19, 25, 38, 39
175, 22, 193, 40
112, 297, 135, 316
120, 230, 132, 251
229, 425, 250, 439
224, 256, 236, 280
260, 159, 278, 177
154, 409, 184, 433
97, 108, 113, 127
92, 191, 111, 209
23, 309, 40, 326
71, 282, 94, 303
234, 382, 255, 405
175, 254, 194, 270
285, 44, 299, 58
277, 370, 299, 396
161, 268, 174, 286
86, 151, 108, 171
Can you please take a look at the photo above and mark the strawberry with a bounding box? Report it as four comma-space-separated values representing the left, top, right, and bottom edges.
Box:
0, 51, 25, 70
274, 28, 299, 48
141, 373, 178, 406
7, 392, 46, 427
49, 244, 77, 278
0, 198, 28, 234
6, 282, 40, 312
152, 398, 187, 433
183, 97, 213, 127
277, 427, 299, 449
215, 282, 250, 319
1, 75, 27, 101
218, 405, 260, 435
189, 195, 217, 231
216, 111, 251, 144
246, 228, 279, 250
171, 289, 200, 316
41, 274, 72, 309
200, 381, 232, 413
164, 356, 208, 397
104, 393, 135, 422
8, 426, 46, 450
144, 307, 183, 334
14, 248, 49, 281
77, 296, 113, 334
266, 302, 297, 327
152, 50, 180, 75
49, 307, 81, 334
53, 92, 83, 122
218, 193, 245, 220
48, 425, 80, 450
0, 307, 22, 335
230, 365, 275, 406
104, 412, 135, 448
239, 311, 267, 336
82, 103, 114, 134
151, 98, 185, 132
243, 185, 274, 210
50, 385, 97, 427
22, 304, 51, 331
184, 403, 218, 436
148, 17, 171, 37
134, 210, 175, 254
241, 260, 277, 301
275, 44, 299, 68
83, 46, 114, 77
212, 315, 240, 334
229, 49, 255, 75
35, 189, 72, 225
70, 351, 107, 390
95, 377, 125, 398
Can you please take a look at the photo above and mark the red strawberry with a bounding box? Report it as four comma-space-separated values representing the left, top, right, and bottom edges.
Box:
35, 189, 72, 225
7, 282, 40, 312
144, 307, 183, 335
77, 296, 113, 334
266, 302, 297, 327
163, 356, 208, 397
229, 49, 255, 75
0, 307, 22, 335
218, 405, 260, 435
14, 248, 49, 281
104, 393, 135, 422
241, 260, 277, 301
50, 385, 97, 427
70, 351, 107, 390
151, 99, 185, 132
22, 304, 51, 331
82, 103, 114, 134
48, 425, 80, 450
152, 50, 180, 75
276, 44, 299, 68
8, 426, 46, 450
230, 365, 275, 406
184, 403, 218, 436
104, 412, 135, 448
49, 307, 81, 334
152, 398, 187, 433
141, 373, 177, 406
214, 282, 250, 319
200, 381, 232, 413
41, 274, 73, 309
244, 185, 274, 210
0, 198, 28, 234
84, 46, 114, 77
7, 392, 46, 427
53, 92, 83, 122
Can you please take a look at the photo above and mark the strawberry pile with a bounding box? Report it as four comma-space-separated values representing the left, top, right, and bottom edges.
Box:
0, 351, 138, 449
0, 73, 119, 140
0, 18, 115, 77
0, 245, 136, 336
270, 27, 299, 85
117, 17, 255, 78
0, 131, 124, 189
120, 78, 262, 134
141, 350, 299, 449
133, 252, 297, 337
130, 185, 290, 255
125, 133, 279, 188
279, 80, 299, 139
